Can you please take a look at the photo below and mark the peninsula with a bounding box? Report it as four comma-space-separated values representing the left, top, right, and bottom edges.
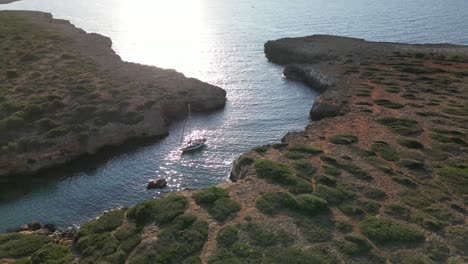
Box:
0, 11, 226, 177
1, 28, 467, 264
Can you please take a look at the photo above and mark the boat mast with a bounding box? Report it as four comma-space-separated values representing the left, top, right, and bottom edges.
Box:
180, 104, 191, 146
188, 104, 192, 139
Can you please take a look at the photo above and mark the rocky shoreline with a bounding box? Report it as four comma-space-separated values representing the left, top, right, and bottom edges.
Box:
1, 35, 468, 263
0, 11, 226, 177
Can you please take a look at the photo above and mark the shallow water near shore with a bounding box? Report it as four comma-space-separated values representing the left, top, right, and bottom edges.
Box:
1, 0, 468, 231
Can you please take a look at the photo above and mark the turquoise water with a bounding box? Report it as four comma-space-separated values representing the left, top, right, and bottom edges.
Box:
1, 0, 467, 231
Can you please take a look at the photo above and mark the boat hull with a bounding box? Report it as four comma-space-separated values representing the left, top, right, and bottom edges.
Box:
181, 143, 205, 152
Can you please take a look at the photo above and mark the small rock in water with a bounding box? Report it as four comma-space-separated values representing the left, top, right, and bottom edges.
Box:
147, 179, 167, 189
27, 221, 42, 231
44, 223, 57, 232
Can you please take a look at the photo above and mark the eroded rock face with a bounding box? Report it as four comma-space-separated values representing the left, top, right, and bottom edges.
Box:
310, 95, 342, 120
283, 64, 332, 93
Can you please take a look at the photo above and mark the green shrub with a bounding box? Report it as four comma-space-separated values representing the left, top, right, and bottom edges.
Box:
254, 159, 296, 185
438, 166, 468, 203
71, 104, 98, 122
337, 160, 373, 181
263, 247, 336, 264
399, 159, 425, 170
238, 156, 254, 167
390, 250, 436, 264
371, 141, 399, 161
127, 195, 188, 226
336, 221, 353, 233
23, 104, 43, 121
254, 145, 269, 153
401, 66, 445, 74
3, 114, 25, 129
444, 225, 468, 254
287, 178, 313, 195
323, 165, 341, 176
295, 194, 328, 216
336, 235, 371, 256
359, 217, 424, 244
293, 160, 317, 180
314, 184, 347, 205
0, 233, 52, 259
361, 186, 386, 200
46, 126, 69, 138
255, 192, 297, 215
295, 217, 334, 243
374, 99, 404, 109
316, 174, 337, 186
365, 156, 394, 174
244, 223, 277, 247
289, 144, 323, 154
129, 217, 208, 264
79, 209, 125, 234
216, 225, 239, 247
208, 197, 241, 222
31, 243, 73, 264
193, 187, 229, 204
193, 187, 239, 222
376, 116, 422, 135
35, 118, 59, 131
397, 137, 424, 149
329, 134, 358, 145
284, 151, 306, 160
383, 203, 410, 220
424, 238, 450, 262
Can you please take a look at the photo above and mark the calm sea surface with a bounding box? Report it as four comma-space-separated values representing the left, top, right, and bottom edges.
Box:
1, 0, 467, 231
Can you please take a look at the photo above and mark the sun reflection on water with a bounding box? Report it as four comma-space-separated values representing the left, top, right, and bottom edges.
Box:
116, 0, 211, 77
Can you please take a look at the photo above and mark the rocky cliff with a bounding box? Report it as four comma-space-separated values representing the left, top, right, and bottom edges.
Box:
0, 11, 226, 177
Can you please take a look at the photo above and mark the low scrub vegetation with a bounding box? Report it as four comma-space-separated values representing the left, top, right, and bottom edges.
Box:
359, 217, 424, 244
193, 187, 240, 222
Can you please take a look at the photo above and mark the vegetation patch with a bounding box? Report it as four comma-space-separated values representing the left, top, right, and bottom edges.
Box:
438, 166, 468, 203
193, 187, 240, 222
216, 225, 239, 248
329, 134, 358, 145
0, 233, 52, 259
289, 144, 324, 154
371, 141, 399, 161
255, 192, 298, 215
359, 217, 424, 244
374, 99, 404, 109
444, 225, 468, 255
293, 160, 317, 180
31, 243, 74, 264
254, 160, 312, 194
314, 184, 348, 205
129, 215, 208, 264
397, 137, 425, 149
335, 235, 371, 256
390, 249, 436, 264
376, 116, 422, 135
127, 195, 188, 226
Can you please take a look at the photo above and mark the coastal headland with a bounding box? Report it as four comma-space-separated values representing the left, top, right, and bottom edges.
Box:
0, 11, 226, 177
1, 14, 467, 264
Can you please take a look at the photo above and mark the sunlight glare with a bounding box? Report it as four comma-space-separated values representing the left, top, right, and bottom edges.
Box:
116, 0, 210, 77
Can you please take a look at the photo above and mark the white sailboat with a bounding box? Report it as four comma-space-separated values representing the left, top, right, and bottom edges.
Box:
180, 104, 206, 153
